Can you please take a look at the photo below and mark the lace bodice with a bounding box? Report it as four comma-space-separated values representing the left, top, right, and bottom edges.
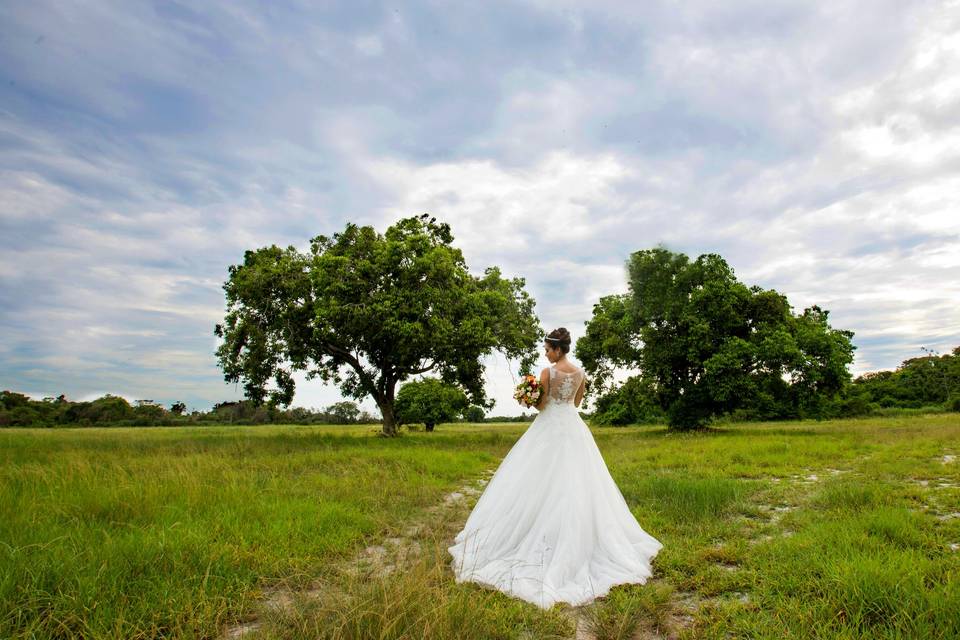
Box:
547, 365, 585, 405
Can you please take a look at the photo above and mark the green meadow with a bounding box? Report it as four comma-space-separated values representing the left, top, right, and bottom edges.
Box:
2, 415, 958, 639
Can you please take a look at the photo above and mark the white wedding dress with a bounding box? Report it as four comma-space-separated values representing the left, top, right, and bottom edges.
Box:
448, 364, 663, 609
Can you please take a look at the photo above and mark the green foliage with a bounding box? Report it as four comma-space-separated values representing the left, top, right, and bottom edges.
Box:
827, 393, 878, 418
214, 215, 542, 435
481, 413, 535, 423
847, 346, 960, 411
0, 392, 382, 428
0, 391, 30, 410
325, 401, 360, 424
575, 294, 642, 400
81, 394, 135, 423
395, 378, 468, 431
462, 405, 486, 423
948, 393, 960, 412
578, 246, 856, 429
590, 376, 665, 426
204, 400, 378, 426
0, 392, 62, 427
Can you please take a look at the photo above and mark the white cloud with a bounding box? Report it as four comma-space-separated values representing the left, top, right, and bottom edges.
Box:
365, 149, 632, 261
354, 34, 384, 56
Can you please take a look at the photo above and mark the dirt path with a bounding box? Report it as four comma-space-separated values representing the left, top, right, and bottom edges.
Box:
220, 468, 496, 639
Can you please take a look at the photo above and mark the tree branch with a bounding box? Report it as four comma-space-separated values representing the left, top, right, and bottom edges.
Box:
407, 360, 437, 375
324, 342, 379, 397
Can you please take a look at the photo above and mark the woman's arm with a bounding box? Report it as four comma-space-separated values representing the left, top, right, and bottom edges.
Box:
534, 367, 550, 411
574, 376, 586, 408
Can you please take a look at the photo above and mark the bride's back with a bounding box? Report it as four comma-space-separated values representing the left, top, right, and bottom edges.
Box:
547, 364, 584, 405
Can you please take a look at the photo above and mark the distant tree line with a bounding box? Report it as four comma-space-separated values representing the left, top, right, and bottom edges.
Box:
0, 389, 532, 429
5, 347, 955, 429
838, 346, 960, 415
0, 394, 387, 428
588, 346, 960, 425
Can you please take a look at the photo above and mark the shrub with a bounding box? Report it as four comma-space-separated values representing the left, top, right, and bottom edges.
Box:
830, 394, 878, 418
946, 394, 960, 412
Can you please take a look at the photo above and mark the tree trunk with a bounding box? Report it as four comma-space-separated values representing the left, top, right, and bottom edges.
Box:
377, 398, 399, 437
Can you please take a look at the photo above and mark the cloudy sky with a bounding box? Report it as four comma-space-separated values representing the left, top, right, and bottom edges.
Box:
2, 1, 959, 415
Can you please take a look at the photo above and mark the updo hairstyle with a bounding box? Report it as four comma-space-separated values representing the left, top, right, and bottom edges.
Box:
545, 327, 571, 354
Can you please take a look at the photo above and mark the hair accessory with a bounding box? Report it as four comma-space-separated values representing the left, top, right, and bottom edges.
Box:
545, 336, 564, 343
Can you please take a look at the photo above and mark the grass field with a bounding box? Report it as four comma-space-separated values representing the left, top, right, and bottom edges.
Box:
1, 415, 958, 639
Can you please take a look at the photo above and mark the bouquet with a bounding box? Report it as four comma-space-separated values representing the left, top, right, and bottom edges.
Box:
514, 374, 543, 408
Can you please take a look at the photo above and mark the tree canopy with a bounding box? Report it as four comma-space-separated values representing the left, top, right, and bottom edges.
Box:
578, 246, 856, 429
395, 378, 469, 431
214, 215, 542, 436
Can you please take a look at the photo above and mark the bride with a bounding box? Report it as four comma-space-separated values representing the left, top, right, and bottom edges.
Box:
448, 327, 663, 609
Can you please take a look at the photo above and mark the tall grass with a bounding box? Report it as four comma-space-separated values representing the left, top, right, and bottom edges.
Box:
2, 414, 959, 639
0, 425, 510, 639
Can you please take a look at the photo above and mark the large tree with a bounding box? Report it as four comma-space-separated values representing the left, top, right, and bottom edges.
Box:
214, 215, 541, 436
578, 246, 856, 429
